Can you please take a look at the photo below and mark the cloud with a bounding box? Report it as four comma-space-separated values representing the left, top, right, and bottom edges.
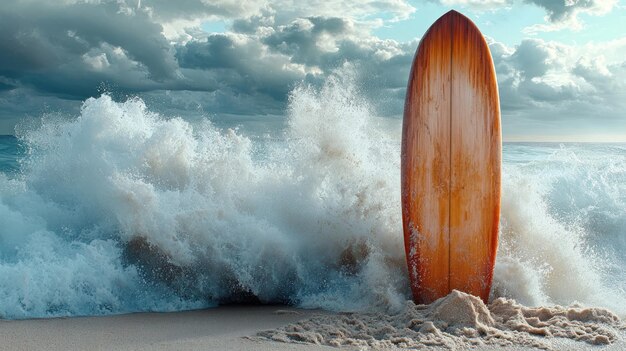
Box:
139, 0, 267, 21
524, 0, 616, 23
149, 0, 416, 45
511, 39, 569, 79
173, 15, 416, 117
434, 0, 617, 32
0, 0, 180, 99
0, 0, 623, 139
136, 0, 416, 23
491, 38, 582, 109
268, 0, 416, 22
572, 56, 626, 110
573, 56, 612, 86
0, 87, 82, 134
438, 0, 511, 10
0, 0, 414, 115
176, 33, 307, 101
258, 16, 416, 114
487, 37, 626, 138
263, 17, 354, 67
522, 0, 618, 33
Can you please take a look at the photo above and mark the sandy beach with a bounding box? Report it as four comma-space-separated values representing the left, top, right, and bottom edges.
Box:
0, 306, 334, 351
1, 295, 624, 351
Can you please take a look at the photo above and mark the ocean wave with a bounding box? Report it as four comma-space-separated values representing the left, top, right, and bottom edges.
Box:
0, 70, 624, 319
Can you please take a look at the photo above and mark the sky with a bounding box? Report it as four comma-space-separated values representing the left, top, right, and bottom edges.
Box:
0, 0, 625, 141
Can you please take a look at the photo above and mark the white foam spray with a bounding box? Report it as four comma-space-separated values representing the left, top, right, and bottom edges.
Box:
0, 69, 624, 320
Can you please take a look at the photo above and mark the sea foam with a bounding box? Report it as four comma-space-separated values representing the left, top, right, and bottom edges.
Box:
0, 70, 624, 319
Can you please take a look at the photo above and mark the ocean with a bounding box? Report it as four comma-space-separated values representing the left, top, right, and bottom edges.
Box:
0, 135, 21, 176
0, 76, 624, 320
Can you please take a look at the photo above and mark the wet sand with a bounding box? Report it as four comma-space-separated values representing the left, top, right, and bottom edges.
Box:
1, 303, 624, 351
0, 306, 333, 351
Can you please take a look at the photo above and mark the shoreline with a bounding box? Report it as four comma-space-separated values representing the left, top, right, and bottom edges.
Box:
0, 306, 333, 351
1, 302, 624, 351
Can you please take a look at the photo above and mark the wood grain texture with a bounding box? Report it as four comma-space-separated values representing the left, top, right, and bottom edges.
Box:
401, 10, 501, 304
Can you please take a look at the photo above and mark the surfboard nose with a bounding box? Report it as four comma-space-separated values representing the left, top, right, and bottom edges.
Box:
441, 9, 474, 23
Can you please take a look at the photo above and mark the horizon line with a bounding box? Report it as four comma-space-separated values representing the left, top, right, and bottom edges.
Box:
3, 133, 626, 144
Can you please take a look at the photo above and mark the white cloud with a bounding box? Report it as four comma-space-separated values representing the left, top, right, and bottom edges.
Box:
268, 0, 416, 22
523, 0, 619, 33
82, 52, 110, 70
487, 36, 626, 138
580, 37, 626, 65
439, 0, 511, 10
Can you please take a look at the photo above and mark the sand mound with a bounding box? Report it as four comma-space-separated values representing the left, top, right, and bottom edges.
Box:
258, 290, 623, 350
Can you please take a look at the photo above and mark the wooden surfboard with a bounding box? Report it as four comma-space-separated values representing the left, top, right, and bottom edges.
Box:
401, 10, 501, 304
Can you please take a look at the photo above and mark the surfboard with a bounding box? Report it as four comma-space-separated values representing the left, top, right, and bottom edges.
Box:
401, 10, 501, 304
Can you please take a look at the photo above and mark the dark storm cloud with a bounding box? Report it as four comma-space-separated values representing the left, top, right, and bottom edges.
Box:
259, 16, 415, 115
0, 87, 82, 134
1, 1, 384, 120
176, 33, 305, 101
172, 15, 415, 116
0, 0, 180, 98
263, 17, 349, 67
177, 35, 241, 70
0, 82, 15, 92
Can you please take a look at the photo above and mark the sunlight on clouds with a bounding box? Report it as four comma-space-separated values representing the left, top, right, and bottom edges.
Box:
523, 20, 579, 34
270, 0, 416, 22
82, 53, 110, 71
581, 37, 626, 65
161, 18, 205, 44
523, 0, 618, 33
439, 0, 510, 10
0, 0, 624, 138
575, 56, 612, 78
